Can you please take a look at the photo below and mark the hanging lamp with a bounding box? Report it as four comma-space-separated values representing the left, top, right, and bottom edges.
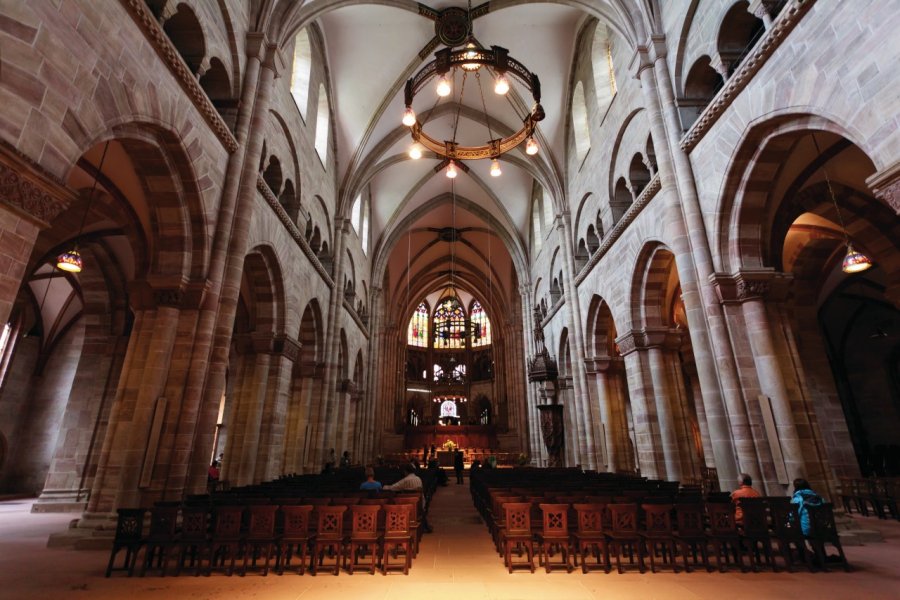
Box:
57, 141, 111, 273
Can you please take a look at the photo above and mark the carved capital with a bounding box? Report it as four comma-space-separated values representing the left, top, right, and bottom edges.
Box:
711, 269, 792, 304
273, 334, 301, 362
153, 287, 185, 308
867, 160, 900, 215
615, 330, 643, 356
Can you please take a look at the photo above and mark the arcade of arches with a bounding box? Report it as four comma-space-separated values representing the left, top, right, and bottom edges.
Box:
0, 0, 898, 551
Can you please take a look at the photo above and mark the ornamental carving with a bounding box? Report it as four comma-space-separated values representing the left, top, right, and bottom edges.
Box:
736, 278, 771, 301
153, 288, 184, 308
538, 404, 564, 467
0, 163, 68, 224
615, 332, 640, 356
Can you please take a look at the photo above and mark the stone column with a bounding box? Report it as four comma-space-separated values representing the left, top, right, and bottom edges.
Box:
253, 334, 298, 481
748, 0, 777, 29
734, 271, 806, 484
178, 33, 281, 495
555, 213, 597, 469
645, 329, 683, 482
587, 358, 618, 471
617, 330, 663, 478
637, 39, 757, 487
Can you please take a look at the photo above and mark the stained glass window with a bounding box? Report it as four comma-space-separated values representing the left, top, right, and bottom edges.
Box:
470, 300, 492, 347
433, 297, 466, 349
407, 302, 429, 347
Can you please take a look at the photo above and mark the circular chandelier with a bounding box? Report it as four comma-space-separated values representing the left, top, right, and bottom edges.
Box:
401, 6, 544, 178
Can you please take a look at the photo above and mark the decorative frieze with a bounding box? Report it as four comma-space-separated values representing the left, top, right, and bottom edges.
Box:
120, 0, 238, 153
574, 174, 661, 286
257, 176, 335, 288
679, 0, 816, 152
0, 148, 72, 225
710, 269, 793, 304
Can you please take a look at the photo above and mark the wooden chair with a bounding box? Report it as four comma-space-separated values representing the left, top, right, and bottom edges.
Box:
382, 504, 413, 575
768, 498, 812, 572
640, 503, 678, 573
606, 503, 645, 573
870, 479, 899, 520
105, 508, 146, 577
391, 495, 423, 557
806, 503, 851, 572
311, 505, 347, 575
277, 505, 313, 575
490, 494, 522, 554
174, 506, 209, 576
738, 498, 775, 571
572, 503, 610, 573
141, 505, 179, 576
207, 506, 244, 576
241, 505, 278, 576
536, 503, 573, 572
346, 505, 382, 574
706, 501, 746, 572
673, 502, 710, 572
500, 502, 535, 573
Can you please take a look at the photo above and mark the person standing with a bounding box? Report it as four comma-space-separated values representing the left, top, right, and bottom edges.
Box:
453, 449, 465, 484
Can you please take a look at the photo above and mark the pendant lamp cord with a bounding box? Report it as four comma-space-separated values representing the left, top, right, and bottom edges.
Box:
810, 134, 851, 246
75, 140, 112, 248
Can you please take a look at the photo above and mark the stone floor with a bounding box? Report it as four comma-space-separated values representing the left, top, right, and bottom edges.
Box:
1, 483, 899, 599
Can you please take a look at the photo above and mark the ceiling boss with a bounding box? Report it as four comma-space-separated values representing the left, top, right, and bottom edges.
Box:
403, 3, 544, 178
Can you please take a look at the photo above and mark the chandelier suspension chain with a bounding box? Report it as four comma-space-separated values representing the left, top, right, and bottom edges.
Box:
475, 71, 495, 144
451, 71, 469, 147
76, 141, 111, 247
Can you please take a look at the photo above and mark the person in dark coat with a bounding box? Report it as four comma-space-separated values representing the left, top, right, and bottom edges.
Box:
453, 449, 465, 484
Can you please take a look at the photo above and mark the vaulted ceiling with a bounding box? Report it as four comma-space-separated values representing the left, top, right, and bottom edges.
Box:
312, 1, 592, 319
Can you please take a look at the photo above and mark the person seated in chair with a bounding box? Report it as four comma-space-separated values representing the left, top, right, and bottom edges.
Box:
791, 477, 825, 536
360, 466, 382, 492
731, 472, 761, 524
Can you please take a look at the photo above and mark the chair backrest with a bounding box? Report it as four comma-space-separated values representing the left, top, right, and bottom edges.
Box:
806, 503, 838, 541
503, 502, 533, 536
246, 505, 277, 538
738, 498, 769, 536
148, 506, 179, 538
383, 503, 412, 537
572, 503, 606, 534
280, 505, 313, 537
538, 503, 570, 537
674, 503, 705, 536
707, 501, 737, 534
314, 505, 347, 539
641, 503, 674, 535
608, 503, 638, 535
350, 505, 381, 536
767, 498, 802, 538
212, 506, 244, 539
114, 508, 145, 542
180, 506, 209, 542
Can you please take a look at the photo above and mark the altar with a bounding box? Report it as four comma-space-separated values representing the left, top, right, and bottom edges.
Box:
403, 424, 497, 454
436, 450, 455, 467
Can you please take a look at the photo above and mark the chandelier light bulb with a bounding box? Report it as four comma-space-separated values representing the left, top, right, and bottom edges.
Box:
842, 243, 873, 273
462, 43, 480, 71
490, 158, 502, 177
446, 161, 459, 179
436, 75, 452, 97
402, 106, 417, 127
408, 144, 423, 160
525, 136, 539, 155
494, 74, 509, 95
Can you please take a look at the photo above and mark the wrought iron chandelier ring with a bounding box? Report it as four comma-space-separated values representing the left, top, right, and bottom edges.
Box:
403, 45, 545, 167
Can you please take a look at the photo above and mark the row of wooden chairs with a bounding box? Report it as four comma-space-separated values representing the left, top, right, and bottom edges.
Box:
489, 497, 849, 574
106, 497, 423, 578
839, 477, 899, 519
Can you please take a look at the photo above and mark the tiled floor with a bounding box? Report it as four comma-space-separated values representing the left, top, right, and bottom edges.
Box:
0, 484, 898, 599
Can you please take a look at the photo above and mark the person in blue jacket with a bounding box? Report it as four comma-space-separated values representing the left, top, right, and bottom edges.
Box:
791, 477, 824, 536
